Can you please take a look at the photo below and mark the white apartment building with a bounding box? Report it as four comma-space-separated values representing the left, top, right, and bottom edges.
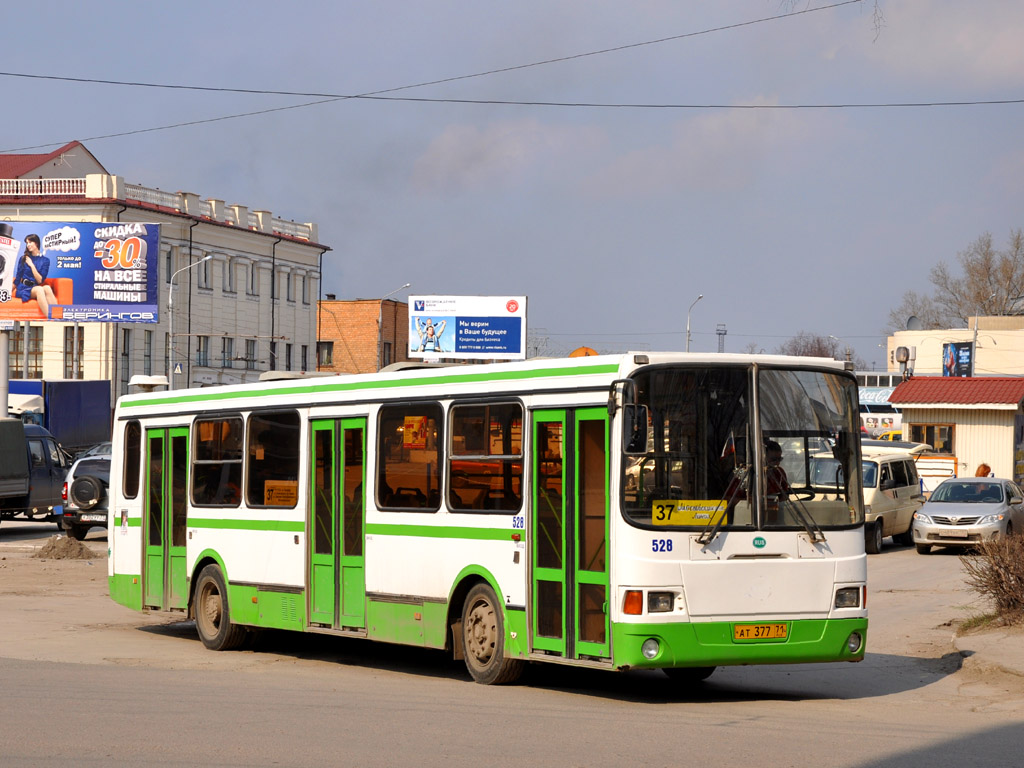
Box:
0, 141, 328, 398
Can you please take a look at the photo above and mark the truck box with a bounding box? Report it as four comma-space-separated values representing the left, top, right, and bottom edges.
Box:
0, 418, 30, 498
8, 379, 111, 454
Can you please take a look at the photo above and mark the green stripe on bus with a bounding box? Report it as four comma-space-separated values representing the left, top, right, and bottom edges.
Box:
366, 523, 513, 541
189, 518, 305, 532
120, 363, 620, 409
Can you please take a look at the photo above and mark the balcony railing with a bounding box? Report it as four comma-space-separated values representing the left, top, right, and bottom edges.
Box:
1, 175, 317, 242
0, 178, 86, 196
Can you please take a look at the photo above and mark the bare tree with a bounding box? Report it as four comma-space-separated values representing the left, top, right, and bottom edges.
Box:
886, 230, 1024, 333
775, 331, 867, 368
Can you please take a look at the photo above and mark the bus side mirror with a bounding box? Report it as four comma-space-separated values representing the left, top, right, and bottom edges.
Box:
623, 405, 649, 455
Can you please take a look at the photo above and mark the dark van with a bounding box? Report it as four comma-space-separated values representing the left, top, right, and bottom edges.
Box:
0, 418, 70, 526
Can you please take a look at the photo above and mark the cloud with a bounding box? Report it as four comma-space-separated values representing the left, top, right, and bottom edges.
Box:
411, 119, 604, 192
583, 97, 824, 197
863, 1, 1024, 88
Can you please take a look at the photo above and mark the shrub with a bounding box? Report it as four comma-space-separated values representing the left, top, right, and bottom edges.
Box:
960, 535, 1024, 623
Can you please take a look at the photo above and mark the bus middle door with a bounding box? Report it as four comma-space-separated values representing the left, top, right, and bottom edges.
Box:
531, 408, 610, 661
143, 427, 189, 611
309, 418, 367, 630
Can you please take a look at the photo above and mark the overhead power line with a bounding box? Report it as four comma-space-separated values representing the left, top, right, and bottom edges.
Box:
5, 1, 1015, 153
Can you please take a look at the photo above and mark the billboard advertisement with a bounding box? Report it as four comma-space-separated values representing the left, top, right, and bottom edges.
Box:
942, 341, 973, 377
0, 221, 160, 323
409, 295, 526, 360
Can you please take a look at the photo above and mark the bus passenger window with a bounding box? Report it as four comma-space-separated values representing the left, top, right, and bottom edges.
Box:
192, 416, 243, 507
448, 402, 523, 513
377, 404, 442, 511
246, 411, 301, 508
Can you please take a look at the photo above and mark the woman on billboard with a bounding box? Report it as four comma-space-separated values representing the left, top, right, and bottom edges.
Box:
14, 234, 58, 318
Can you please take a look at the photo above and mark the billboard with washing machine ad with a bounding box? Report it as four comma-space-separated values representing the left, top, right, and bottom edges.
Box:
0, 221, 160, 323
409, 295, 526, 360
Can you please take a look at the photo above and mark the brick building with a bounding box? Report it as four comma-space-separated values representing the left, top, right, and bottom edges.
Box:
317, 297, 410, 374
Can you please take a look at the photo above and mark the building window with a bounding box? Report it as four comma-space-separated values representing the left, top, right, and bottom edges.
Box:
223, 257, 236, 294
382, 341, 392, 368
221, 337, 235, 368
908, 424, 954, 454
301, 275, 310, 305
285, 343, 293, 371
286, 271, 294, 302
317, 341, 333, 368
196, 336, 210, 367
165, 249, 173, 284
120, 328, 132, 396
144, 330, 153, 376
246, 339, 257, 370
269, 341, 277, 371
197, 256, 211, 289
9, 325, 43, 379
63, 326, 84, 379
301, 345, 308, 372
248, 263, 259, 296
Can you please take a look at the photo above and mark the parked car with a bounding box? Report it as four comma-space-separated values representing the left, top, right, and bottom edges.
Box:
912, 476, 1024, 554
61, 452, 111, 541
76, 441, 112, 459
860, 447, 924, 554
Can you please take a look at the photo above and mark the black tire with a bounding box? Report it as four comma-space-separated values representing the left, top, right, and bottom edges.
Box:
63, 521, 87, 541
663, 666, 716, 684
915, 543, 932, 555
461, 582, 524, 685
1006, 522, 1014, 537
865, 520, 883, 555
70, 475, 106, 511
193, 564, 248, 651
893, 524, 914, 547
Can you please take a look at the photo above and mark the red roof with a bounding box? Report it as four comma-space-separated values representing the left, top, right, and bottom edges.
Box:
0, 141, 85, 178
890, 376, 1024, 407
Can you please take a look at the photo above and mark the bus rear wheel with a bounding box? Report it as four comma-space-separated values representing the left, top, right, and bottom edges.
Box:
194, 564, 247, 651
461, 583, 524, 685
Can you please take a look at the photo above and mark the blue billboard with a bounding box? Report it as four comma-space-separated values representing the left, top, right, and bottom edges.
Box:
409, 295, 527, 360
0, 221, 160, 323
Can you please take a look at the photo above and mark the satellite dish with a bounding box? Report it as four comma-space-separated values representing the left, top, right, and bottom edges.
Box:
906, 315, 923, 331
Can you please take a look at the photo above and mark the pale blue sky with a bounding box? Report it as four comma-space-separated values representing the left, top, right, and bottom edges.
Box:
5, 1, 1022, 368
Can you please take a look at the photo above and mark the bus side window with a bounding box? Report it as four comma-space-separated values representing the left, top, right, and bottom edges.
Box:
377, 403, 442, 511
246, 411, 300, 508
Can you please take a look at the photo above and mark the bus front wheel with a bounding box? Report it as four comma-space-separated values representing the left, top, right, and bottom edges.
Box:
461, 583, 524, 685
194, 564, 247, 651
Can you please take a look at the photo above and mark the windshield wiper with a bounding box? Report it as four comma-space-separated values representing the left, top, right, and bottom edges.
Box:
780, 495, 827, 544
698, 466, 747, 546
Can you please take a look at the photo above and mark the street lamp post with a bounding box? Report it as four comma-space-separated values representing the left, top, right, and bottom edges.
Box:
378, 283, 411, 371
685, 294, 703, 353
168, 254, 212, 391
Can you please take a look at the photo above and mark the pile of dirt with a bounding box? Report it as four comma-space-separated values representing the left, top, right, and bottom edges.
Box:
32, 535, 98, 560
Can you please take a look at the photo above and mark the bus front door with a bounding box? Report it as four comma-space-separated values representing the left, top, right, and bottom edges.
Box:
143, 427, 190, 611
309, 418, 367, 630
531, 408, 610, 660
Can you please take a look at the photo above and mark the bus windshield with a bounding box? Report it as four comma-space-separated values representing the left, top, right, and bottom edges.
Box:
622, 365, 863, 531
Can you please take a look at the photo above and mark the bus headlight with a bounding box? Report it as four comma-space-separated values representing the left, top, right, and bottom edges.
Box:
648, 592, 674, 613
834, 587, 861, 609
641, 638, 660, 660
847, 632, 864, 654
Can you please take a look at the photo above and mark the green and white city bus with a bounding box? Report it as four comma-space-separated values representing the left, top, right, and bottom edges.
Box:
107, 352, 868, 685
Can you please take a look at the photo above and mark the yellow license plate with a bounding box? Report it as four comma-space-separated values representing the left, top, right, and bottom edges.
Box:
733, 623, 788, 640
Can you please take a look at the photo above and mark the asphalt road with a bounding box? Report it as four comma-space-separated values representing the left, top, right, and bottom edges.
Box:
1, 521, 1022, 767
